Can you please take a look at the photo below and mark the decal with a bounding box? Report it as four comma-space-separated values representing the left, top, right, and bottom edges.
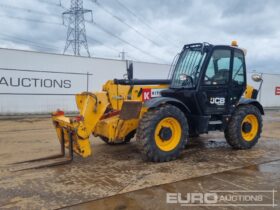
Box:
210, 97, 225, 106
142, 88, 166, 101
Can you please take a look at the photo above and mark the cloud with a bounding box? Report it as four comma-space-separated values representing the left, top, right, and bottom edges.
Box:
0, 0, 279, 73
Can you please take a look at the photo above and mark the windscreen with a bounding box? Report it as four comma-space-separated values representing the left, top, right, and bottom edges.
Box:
170, 48, 206, 88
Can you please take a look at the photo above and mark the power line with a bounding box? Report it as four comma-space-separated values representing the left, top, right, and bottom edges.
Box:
87, 36, 119, 53
126, 54, 139, 62
0, 2, 157, 61
115, 0, 180, 48
0, 3, 60, 18
37, 0, 62, 8
89, 0, 161, 47
0, 33, 59, 52
0, 32, 137, 61
87, 35, 140, 61
37, 0, 67, 10
0, 11, 133, 59
0, 12, 130, 59
91, 21, 165, 62
0, 14, 62, 25
0, 32, 122, 60
115, 0, 153, 31
0, 14, 62, 51
0, 34, 59, 51
58, 0, 70, 10
0, 30, 125, 59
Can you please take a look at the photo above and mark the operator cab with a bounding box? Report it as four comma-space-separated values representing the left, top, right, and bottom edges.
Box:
161, 42, 247, 133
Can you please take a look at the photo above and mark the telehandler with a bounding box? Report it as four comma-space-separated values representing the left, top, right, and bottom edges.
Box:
17, 41, 264, 168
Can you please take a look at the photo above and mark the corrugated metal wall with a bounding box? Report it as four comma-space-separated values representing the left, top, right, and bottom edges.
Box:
0, 48, 279, 114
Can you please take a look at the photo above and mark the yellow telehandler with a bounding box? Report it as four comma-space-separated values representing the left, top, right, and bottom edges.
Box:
16, 42, 264, 169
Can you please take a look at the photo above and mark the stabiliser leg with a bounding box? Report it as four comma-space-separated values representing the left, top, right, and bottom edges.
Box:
11, 128, 74, 171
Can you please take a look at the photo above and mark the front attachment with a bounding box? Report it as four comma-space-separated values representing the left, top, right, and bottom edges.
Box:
52, 115, 92, 158
11, 128, 74, 171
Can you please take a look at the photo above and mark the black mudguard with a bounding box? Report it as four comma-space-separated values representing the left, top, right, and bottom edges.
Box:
144, 97, 191, 115
238, 98, 264, 115
144, 97, 206, 134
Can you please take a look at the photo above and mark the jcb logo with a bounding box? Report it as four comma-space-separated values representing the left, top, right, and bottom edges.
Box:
210, 97, 225, 106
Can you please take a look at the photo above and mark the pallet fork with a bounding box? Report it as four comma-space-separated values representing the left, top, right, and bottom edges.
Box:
11, 128, 74, 171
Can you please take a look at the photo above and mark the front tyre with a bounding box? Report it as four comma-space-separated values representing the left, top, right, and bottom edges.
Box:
225, 105, 262, 149
136, 104, 189, 162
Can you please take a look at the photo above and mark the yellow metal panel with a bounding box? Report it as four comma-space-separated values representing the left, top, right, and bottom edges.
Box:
115, 119, 139, 140
103, 80, 169, 110
94, 116, 119, 140
244, 85, 254, 99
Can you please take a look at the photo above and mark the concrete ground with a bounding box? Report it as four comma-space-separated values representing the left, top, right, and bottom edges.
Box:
0, 110, 279, 209
66, 160, 280, 210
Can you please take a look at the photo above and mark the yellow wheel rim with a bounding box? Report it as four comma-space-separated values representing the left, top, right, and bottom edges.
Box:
154, 117, 182, 152
241, 114, 259, 141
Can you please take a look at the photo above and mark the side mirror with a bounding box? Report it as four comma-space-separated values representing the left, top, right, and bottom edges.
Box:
251, 74, 262, 82
179, 74, 188, 81
179, 74, 193, 86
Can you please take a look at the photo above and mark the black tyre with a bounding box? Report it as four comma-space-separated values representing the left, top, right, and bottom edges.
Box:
225, 104, 262, 149
136, 104, 189, 162
100, 131, 135, 145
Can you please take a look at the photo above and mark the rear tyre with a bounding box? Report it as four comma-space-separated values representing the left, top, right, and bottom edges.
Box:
225, 105, 262, 149
136, 104, 188, 162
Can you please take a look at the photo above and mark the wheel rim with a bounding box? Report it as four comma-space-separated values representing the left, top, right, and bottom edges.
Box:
241, 114, 259, 141
154, 117, 182, 151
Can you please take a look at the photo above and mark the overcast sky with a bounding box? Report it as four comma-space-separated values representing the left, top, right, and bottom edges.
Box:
0, 0, 279, 73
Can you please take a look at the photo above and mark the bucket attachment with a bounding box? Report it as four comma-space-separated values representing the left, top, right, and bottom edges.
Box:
11, 128, 74, 171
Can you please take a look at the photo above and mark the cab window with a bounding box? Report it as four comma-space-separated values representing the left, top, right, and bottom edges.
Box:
204, 49, 231, 85
232, 51, 245, 85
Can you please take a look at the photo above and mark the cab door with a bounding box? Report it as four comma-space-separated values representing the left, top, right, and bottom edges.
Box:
198, 48, 232, 115
229, 49, 247, 113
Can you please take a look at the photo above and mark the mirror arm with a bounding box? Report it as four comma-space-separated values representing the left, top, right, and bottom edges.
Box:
258, 78, 264, 93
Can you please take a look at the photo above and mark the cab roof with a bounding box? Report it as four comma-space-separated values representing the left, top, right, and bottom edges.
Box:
183, 42, 246, 55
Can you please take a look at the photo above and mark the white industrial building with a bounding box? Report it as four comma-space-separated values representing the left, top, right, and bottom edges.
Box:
0, 48, 279, 115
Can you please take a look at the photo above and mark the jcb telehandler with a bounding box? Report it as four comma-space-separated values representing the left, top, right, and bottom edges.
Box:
16, 41, 264, 169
